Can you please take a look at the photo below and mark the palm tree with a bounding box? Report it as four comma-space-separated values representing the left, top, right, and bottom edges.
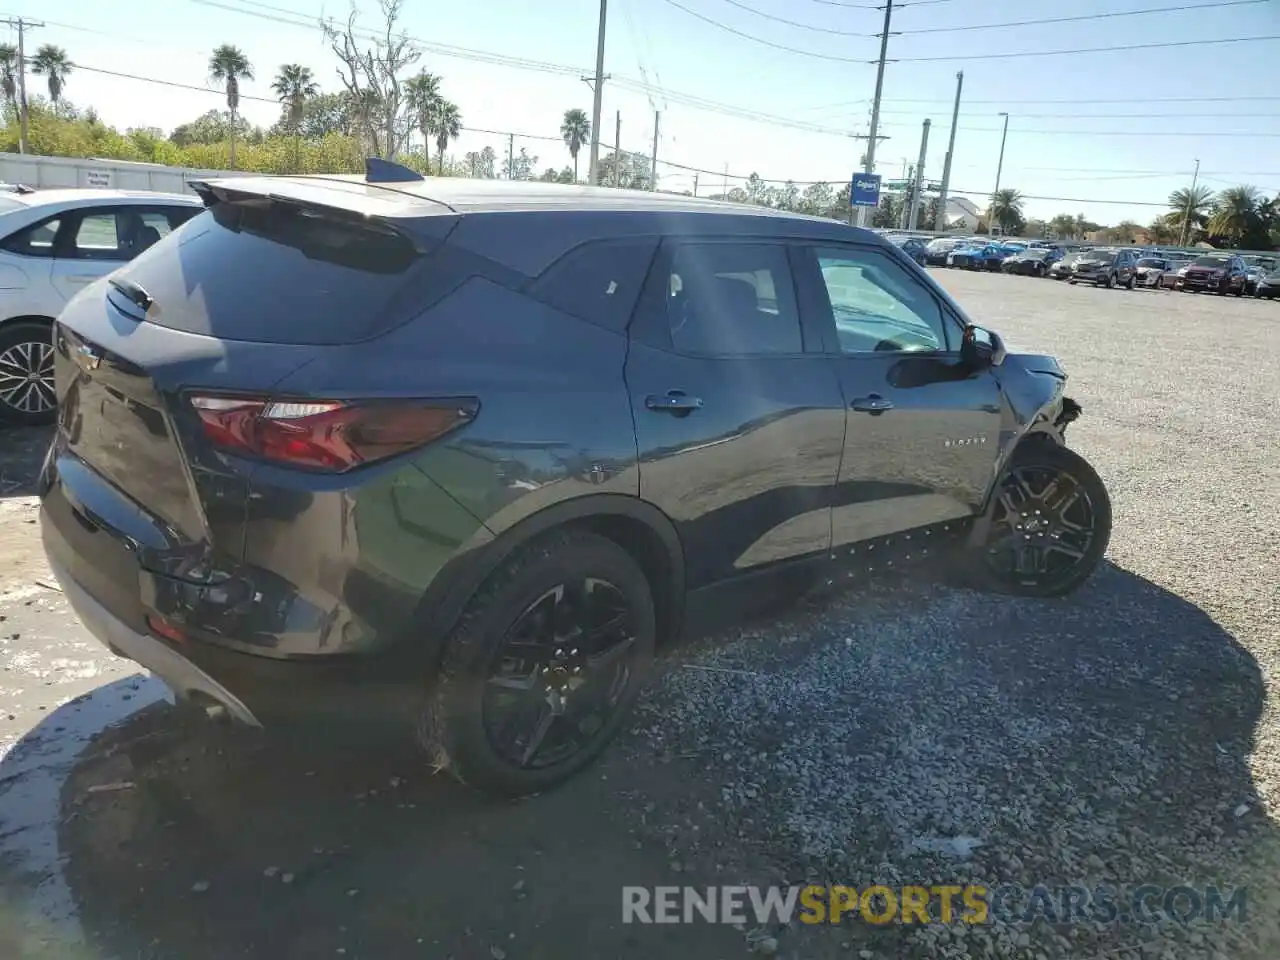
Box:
1207, 185, 1263, 245
560, 108, 590, 183
208, 44, 253, 168
31, 44, 73, 108
0, 44, 17, 117
989, 188, 1025, 232
271, 63, 317, 172
1167, 185, 1215, 244
433, 100, 461, 176
404, 72, 442, 161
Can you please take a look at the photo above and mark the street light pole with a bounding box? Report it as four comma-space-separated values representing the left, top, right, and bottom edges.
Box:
1178, 158, 1201, 248
990, 111, 1009, 235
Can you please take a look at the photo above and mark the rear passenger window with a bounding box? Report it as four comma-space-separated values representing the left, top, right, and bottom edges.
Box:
2, 216, 63, 257
528, 237, 658, 331
665, 243, 802, 356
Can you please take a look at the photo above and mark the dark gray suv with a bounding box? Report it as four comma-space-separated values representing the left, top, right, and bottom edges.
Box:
40, 162, 1112, 796
1069, 247, 1139, 288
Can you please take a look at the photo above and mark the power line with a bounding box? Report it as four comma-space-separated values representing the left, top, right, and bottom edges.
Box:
715, 0, 1267, 38
874, 121, 1280, 137
713, 0, 874, 35
653, 0, 1279, 63
653, 0, 873, 61
872, 109, 1279, 120
892, 34, 1280, 63
804, 94, 1280, 109
896, 0, 1269, 35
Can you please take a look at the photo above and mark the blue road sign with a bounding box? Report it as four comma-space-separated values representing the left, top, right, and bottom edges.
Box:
851, 173, 882, 207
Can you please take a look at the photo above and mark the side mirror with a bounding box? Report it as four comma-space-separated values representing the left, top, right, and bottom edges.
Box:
961, 324, 1006, 369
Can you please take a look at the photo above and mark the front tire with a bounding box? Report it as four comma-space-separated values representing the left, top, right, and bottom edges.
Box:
974, 443, 1112, 598
0, 319, 57, 426
422, 529, 656, 797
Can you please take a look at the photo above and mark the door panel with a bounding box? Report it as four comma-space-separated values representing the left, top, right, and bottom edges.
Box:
626, 239, 845, 589
794, 243, 1004, 548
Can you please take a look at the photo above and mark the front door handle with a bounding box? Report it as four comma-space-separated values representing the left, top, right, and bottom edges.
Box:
851, 394, 894, 414
646, 391, 703, 415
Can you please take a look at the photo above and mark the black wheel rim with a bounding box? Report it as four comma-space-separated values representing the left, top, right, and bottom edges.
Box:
482, 578, 638, 771
0, 338, 55, 416
983, 463, 1098, 588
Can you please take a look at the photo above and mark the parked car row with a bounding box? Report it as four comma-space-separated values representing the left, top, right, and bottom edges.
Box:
899, 233, 1280, 299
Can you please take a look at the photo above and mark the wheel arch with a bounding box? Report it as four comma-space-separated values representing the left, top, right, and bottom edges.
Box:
409, 493, 686, 671
0, 313, 56, 329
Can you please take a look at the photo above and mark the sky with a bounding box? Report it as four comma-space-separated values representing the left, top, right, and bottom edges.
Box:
11, 0, 1280, 225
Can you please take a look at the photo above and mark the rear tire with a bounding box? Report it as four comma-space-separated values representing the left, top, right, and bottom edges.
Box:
421, 529, 656, 797
972, 443, 1112, 598
0, 319, 57, 426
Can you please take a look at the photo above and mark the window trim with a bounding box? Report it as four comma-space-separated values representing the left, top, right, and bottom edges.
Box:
0, 212, 68, 259
631, 236, 817, 359
793, 240, 965, 358
53, 204, 201, 263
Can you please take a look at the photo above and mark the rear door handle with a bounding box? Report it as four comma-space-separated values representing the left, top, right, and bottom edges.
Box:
646, 391, 703, 415
851, 394, 894, 414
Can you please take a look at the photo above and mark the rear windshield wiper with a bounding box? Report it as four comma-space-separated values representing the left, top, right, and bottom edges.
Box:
108, 277, 154, 312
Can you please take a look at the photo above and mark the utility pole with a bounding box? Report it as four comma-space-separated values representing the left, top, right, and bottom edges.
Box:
722, 164, 729, 199
586, 0, 609, 185
1178, 158, 1201, 247
908, 118, 931, 231
650, 110, 660, 191
613, 110, 622, 187
2, 17, 41, 155
857, 0, 894, 228
935, 70, 963, 231
990, 111, 1009, 235
692, 173, 699, 197
507, 133, 515, 180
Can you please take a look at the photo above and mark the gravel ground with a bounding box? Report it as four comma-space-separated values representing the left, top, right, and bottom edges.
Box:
1, 273, 1277, 959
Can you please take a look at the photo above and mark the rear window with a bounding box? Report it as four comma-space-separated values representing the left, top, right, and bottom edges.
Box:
527, 237, 658, 332
117, 198, 423, 345
1192, 256, 1229, 267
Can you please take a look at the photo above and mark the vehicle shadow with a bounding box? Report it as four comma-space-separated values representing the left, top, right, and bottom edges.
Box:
0, 560, 1274, 959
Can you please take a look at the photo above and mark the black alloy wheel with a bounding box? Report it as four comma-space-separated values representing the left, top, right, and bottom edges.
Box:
978, 444, 1112, 597
424, 530, 656, 796
482, 578, 637, 770
0, 321, 57, 425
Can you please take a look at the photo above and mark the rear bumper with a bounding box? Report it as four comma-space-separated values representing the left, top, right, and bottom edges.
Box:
39, 463, 425, 735
50, 558, 261, 726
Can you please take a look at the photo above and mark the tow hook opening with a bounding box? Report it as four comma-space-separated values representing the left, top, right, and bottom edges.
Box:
1055, 396, 1083, 430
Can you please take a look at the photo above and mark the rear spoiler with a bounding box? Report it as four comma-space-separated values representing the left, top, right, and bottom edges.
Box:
186, 168, 459, 247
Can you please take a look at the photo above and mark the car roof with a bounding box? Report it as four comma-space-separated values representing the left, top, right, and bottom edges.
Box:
9, 188, 201, 207
198, 174, 889, 275
209, 173, 832, 221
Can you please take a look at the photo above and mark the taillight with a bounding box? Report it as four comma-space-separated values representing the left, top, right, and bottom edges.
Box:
189, 395, 477, 472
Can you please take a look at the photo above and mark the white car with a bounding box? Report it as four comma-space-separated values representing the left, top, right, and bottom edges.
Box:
0, 188, 204, 424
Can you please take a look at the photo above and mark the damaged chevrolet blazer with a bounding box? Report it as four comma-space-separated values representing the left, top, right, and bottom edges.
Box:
40, 162, 1111, 796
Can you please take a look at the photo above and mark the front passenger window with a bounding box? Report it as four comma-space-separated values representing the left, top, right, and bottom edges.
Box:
814, 246, 949, 354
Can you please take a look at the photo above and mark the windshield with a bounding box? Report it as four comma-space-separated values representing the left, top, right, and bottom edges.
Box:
1079, 249, 1115, 261
1021, 249, 1050, 259
1192, 256, 1230, 267
1137, 258, 1165, 268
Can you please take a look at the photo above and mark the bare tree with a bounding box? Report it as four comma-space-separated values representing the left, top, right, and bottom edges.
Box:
321, 0, 420, 158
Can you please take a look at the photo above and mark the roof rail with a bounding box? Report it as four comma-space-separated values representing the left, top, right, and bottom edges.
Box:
365, 157, 424, 184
